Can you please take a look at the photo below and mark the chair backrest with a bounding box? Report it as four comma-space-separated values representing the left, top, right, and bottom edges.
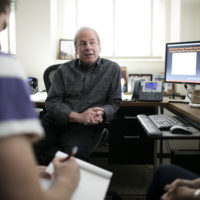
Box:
43, 64, 60, 92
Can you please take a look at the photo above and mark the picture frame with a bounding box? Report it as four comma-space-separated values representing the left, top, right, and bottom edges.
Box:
120, 66, 127, 92
153, 74, 176, 94
58, 39, 75, 60
153, 74, 164, 82
166, 83, 176, 94
128, 74, 152, 92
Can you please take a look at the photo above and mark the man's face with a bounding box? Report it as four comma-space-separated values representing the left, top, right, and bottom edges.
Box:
75, 29, 101, 67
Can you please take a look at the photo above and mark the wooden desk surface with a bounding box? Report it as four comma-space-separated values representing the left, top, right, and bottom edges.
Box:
33, 95, 200, 123
121, 100, 200, 123
121, 100, 168, 107
165, 102, 200, 123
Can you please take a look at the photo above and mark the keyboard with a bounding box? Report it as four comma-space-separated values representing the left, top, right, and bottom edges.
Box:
149, 114, 184, 130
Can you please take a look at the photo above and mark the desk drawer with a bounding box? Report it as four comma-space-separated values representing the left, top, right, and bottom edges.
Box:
108, 106, 156, 164
109, 137, 154, 164
110, 118, 144, 137
116, 106, 157, 119
109, 118, 154, 164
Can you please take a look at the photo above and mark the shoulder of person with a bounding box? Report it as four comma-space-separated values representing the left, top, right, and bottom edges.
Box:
100, 58, 120, 69
58, 59, 78, 70
0, 53, 26, 80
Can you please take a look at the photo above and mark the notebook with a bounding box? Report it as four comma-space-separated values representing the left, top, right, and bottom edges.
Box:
40, 151, 113, 200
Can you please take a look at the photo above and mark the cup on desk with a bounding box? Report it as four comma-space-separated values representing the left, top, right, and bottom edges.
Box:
188, 90, 200, 104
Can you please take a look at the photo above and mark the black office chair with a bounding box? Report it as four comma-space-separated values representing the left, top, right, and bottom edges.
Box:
43, 63, 60, 93
37, 64, 109, 165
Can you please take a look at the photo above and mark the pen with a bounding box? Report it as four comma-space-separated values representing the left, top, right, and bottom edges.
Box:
62, 146, 78, 161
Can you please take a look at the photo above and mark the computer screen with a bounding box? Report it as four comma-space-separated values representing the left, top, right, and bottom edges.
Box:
165, 41, 200, 84
144, 82, 158, 90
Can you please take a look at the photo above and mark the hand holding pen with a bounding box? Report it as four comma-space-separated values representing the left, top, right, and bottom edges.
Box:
53, 147, 80, 189
62, 146, 79, 162
52, 146, 79, 174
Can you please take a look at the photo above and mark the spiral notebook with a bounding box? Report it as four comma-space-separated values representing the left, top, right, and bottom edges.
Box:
40, 151, 113, 200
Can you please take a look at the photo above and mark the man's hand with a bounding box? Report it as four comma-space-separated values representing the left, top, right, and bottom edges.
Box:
84, 107, 104, 125
68, 107, 104, 125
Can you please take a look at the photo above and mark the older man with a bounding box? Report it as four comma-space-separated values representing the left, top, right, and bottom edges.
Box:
35, 27, 122, 162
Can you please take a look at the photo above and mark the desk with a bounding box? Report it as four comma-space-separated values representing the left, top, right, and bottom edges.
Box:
32, 92, 200, 120
158, 102, 200, 161
32, 93, 200, 166
164, 103, 200, 125
31, 92, 47, 108
109, 101, 200, 168
137, 102, 200, 166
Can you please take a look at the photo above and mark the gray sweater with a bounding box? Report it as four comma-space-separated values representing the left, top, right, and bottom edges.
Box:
45, 58, 122, 125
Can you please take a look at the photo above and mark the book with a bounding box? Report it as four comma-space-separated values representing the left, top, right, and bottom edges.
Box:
40, 151, 113, 200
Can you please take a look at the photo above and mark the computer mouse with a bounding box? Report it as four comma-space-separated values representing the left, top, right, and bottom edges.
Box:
170, 125, 192, 135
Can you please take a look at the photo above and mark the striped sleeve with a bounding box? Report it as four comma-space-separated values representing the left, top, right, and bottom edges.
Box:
0, 54, 44, 142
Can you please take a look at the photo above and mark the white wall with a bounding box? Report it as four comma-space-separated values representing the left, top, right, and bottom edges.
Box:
15, 0, 56, 89
15, 0, 200, 92
170, 0, 181, 42
181, 0, 200, 41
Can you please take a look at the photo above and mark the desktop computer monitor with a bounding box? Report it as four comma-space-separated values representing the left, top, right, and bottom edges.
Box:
165, 41, 200, 85
165, 41, 200, 103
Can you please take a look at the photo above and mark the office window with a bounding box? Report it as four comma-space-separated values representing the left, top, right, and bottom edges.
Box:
0, 2, 16, 54
60, 0, 165, 58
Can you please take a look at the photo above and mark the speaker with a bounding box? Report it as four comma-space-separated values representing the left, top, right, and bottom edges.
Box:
28, 77, 38, 94
171, 149, 200, 174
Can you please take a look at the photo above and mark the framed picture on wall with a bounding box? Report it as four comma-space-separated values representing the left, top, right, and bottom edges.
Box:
153, 74, 176, 94
166, 83, 176, 94
120, 66, 127, 92
58, 39, 75, 60
128, 74, 152, 92
153, 74, 164, 82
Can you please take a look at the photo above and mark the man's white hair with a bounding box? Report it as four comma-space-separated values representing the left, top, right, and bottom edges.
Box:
74, 27, 101, 48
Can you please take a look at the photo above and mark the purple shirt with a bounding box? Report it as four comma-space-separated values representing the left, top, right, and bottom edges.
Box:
0, 53, 43, 141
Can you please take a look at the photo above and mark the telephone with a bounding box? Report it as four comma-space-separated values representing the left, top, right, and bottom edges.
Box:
132, 80, 163, 101
28, 77, 38, 94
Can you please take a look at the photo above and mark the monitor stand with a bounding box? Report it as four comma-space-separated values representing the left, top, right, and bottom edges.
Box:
189, 102, 200, 108
168, 99, 189, 103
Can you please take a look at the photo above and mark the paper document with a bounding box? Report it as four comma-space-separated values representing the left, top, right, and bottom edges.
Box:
30, 92, 47, 102
40, 151, 113, 200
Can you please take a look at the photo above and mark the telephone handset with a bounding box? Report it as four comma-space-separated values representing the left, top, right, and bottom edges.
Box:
132, 80, 163, 102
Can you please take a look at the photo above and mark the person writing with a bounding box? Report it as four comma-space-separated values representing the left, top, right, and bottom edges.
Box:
0, 1, 80, 199
35, 27, 122, 163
